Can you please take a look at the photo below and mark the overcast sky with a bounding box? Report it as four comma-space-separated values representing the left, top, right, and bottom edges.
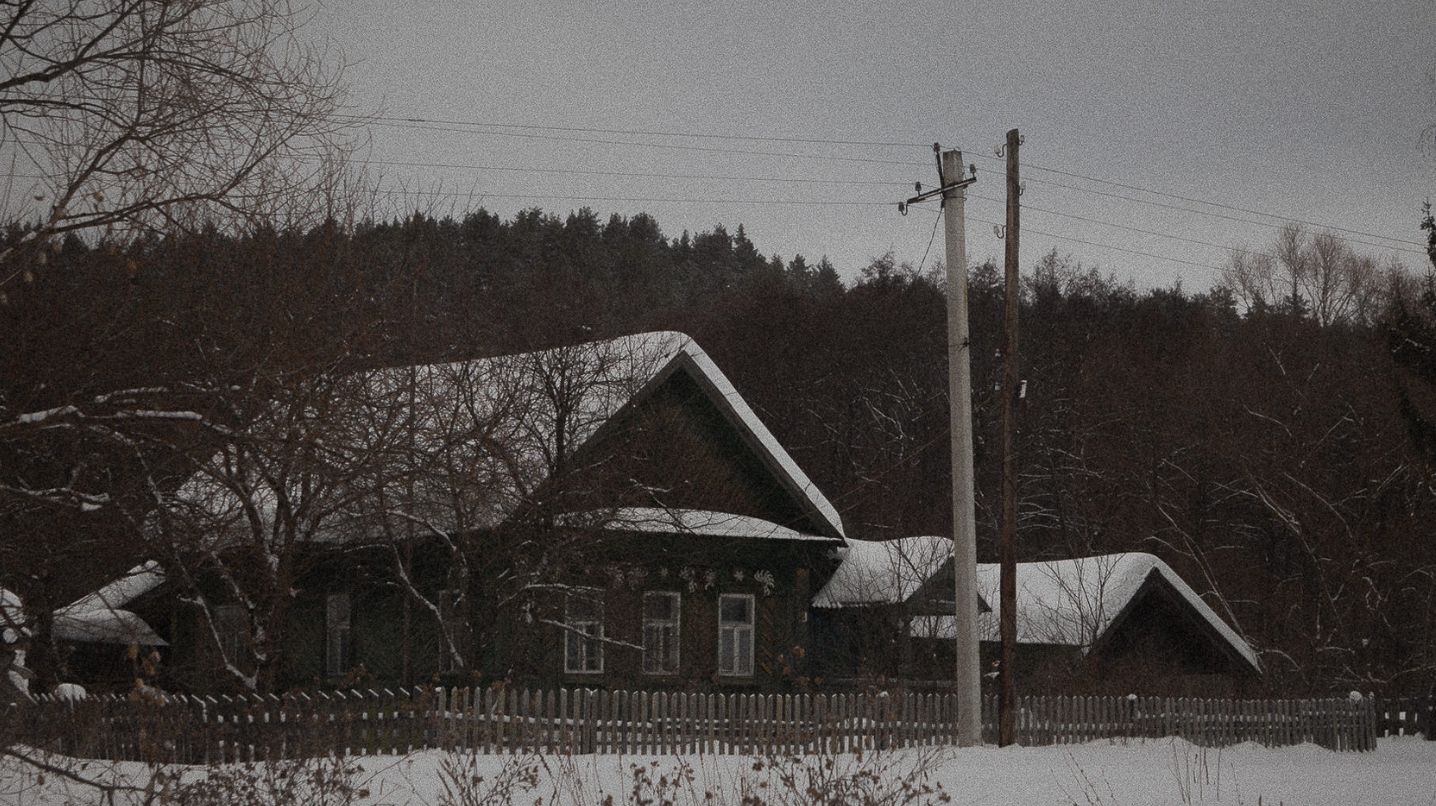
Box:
314, 0, 1436, 289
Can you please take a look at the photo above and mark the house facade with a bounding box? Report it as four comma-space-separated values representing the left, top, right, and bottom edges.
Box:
52, 332, 1259, 699
144, 332, 849, 694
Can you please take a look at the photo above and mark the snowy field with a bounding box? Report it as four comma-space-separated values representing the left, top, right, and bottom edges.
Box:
3, 737, 1434, 806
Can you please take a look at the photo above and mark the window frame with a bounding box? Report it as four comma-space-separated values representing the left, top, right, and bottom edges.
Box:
564, 588, 604, 675
642, 591, 681, 676
436, 588, 466, 674
325, 592, 352, 678
718, 593, 755, 677
214, 603, 249, 666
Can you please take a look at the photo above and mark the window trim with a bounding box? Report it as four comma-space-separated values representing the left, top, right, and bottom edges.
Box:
564, 588, 604, 675
718, 593, 755, 677
642, 591, 681, 676
214, 603, 249, 666
437, 588, 466, 674
325, 592, 352, 678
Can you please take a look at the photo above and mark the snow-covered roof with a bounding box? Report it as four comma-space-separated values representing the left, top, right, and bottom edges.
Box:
910, 553, 1260, 674
52, 607, 166, 646
1, 570, 167, 647
811, 536, 953, 607
571, 507, 839, 543
1, 587, 26, 643
59, 562, 164, 614
168, 332, 843, 546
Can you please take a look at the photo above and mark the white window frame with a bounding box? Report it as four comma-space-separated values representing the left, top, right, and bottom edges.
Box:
437, 588, 465, 674
214, 603, 248, 666
718, 593, 754, 677
564, 589, 604, 675
325, 593, 352, 678
642, 591, 681, 675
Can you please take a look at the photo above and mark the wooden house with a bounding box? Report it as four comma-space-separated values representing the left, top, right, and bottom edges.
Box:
147, 332, 848, 694
813, 541, 1262, 695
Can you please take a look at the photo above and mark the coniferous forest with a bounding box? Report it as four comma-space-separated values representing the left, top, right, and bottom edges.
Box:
5, 206, 1436, 695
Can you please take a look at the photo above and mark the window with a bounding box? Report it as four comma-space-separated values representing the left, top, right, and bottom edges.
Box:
214, 604, 248, 665
642, 592, 681, 675
326, 593, 352, 677
437, 588, 466, 674
564, 590, 603, 674
718, 594, 754, 677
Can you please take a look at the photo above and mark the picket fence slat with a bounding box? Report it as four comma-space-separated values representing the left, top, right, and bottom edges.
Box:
16, 685, 1402, 760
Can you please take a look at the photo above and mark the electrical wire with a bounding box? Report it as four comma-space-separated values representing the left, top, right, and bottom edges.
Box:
358, 119, 925, 167
916, 209, 943, 273
353, 115, 1422, 253
373, 188, 894, 206
1020, 202, 1289, 262
343, 114, 929, 150
364, 158, 906, 187
352, 119, 1424, 258
1023, 162, 1424, 250
968, 215, 1227, 274
1020, 173, 1426, 256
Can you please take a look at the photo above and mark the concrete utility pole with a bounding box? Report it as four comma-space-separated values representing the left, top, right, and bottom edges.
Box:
941, 148, 983, 747
898, 146, 980, 745
998, 127, 1022, 746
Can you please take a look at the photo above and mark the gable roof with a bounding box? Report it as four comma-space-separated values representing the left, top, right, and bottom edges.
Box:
828, 545, 1261, 675
973, 554, 1258, 672
168, 331, 844, 545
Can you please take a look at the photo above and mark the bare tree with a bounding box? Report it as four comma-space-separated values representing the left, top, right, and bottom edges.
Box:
0, 0, 357, 289
151, 333, 691, 690
1221, 224, 1389, 326
152, 367, 384, 691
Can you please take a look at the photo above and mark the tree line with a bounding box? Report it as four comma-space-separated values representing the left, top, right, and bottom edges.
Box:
4, 203, 1436, 696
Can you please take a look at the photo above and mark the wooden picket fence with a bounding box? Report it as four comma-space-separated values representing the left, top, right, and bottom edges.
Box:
988, 694, 1379, 752
1372, 695, 1431, 738
14, 686, 1390, 762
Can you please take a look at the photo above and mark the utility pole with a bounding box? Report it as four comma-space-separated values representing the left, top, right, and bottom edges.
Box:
899, 145, 980, 745
998, 127, 1022, 746
942, 148, 982, 747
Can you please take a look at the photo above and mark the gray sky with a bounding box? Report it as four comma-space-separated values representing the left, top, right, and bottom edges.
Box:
314, 0, 1436, 289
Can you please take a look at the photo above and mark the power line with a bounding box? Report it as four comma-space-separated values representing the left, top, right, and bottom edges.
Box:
357, 119, 926, 167
968, 214, 1226, 274
1021, 203, 1280, 260
1020, 174, 1427, 257
368, 181, 1220, 273
354, 119, 1424, 257
373, 187, 894, 206
1023, 162, 1424, 250
345, 114, 929, 150
364, 158, 906, 187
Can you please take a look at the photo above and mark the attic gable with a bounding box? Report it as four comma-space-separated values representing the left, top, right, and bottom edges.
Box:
165, 331, 844, 546
563, 362, 840, 538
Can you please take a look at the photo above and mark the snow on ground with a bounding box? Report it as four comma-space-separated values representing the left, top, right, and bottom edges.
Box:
3, 737, 1434, 806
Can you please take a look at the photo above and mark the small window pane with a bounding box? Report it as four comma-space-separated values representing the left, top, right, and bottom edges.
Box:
721, 596, 750, 623
642, 592, 680, 675
644, 592, 676, 621
567, 595, 600, 621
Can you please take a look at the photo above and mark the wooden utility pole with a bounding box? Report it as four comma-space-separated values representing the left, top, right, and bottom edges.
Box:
998, 127, 1022, 746
899, 146, 980, 745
